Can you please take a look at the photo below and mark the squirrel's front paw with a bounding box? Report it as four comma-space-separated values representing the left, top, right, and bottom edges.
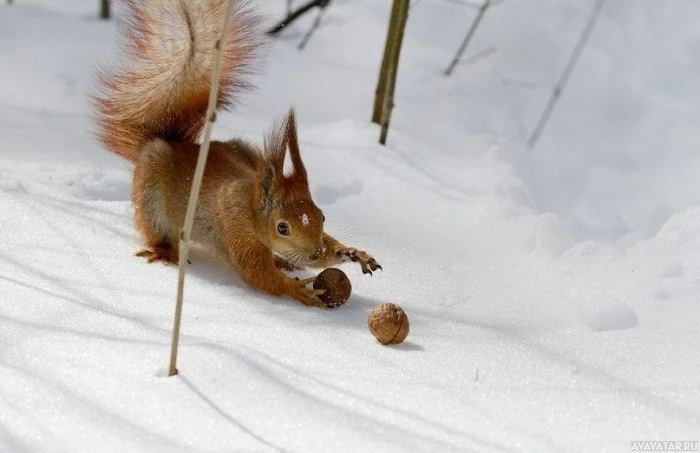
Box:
335, 247, 382, 275
287, 277, 326, 308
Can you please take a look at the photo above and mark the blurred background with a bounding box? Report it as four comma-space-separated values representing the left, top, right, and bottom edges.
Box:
3, 0, 699, 249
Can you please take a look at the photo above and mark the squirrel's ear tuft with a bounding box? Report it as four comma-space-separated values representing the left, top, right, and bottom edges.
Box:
285, 107, 308, 184
260, 165, 277, 213
263, 117, 287, 178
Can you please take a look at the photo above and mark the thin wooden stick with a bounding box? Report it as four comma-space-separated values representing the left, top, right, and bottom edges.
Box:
168, 0, 235, 377
527, 0, 606, 147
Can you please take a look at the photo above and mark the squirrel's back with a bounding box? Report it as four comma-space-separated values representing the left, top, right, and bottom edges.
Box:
93, 0, 261, 162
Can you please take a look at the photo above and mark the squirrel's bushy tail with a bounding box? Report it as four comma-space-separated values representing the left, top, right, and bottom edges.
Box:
94, 0, 260, 162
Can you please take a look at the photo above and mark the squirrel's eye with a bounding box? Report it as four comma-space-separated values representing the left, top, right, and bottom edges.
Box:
277, 221, 290, 235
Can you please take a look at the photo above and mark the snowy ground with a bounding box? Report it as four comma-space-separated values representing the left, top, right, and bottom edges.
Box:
1, 0, 699, 452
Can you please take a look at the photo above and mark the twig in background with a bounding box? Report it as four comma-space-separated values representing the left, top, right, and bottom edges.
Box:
501, 77, 539, 90
444, 0, 503, 9
459, 45, 498, 66
100, 0, 110, 19
298, 1, 331, 50
444, 0, 493, 76
168, 0, 235, 378
378, 0, 410, 145
372, 1, 400, 124
267, 0, 329, 36
287, 0, 293, 16
372, 0, 410, 125
528, 0, 606, 147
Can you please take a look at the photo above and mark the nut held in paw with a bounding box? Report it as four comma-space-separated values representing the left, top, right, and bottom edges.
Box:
368, 303, 409, 345
313, 268, 352, 308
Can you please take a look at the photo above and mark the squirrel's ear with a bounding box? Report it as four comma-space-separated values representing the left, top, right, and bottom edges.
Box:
260, 165, 277, 213
285, 108, 308, 184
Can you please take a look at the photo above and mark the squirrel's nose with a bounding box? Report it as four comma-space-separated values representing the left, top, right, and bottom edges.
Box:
309, 246, 324, 261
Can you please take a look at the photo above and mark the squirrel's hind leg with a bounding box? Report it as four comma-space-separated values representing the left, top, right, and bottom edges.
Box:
132, 139, 181, 265
135, 243, 179, 264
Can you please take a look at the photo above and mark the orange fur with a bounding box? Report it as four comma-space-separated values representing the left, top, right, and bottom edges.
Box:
93, 0, 259, 161
93, 0, 381, 307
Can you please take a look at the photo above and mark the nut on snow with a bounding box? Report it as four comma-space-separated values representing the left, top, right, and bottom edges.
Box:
368, 303, 409, 345
313, 268, 352, 308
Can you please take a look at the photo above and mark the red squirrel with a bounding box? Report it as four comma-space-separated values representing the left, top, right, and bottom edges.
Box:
93, 0, 380, 308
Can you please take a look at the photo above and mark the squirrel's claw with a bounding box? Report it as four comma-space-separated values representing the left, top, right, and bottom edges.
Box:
336, 247, 382, 276
364, 258, 382, 275
289, 277, 326, 308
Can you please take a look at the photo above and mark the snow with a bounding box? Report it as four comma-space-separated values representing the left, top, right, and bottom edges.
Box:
1, 0, 700, 452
